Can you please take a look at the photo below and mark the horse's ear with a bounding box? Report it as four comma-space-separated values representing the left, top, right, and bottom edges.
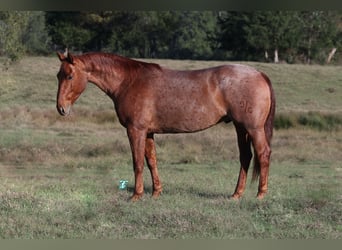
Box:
57, 51, 74, 64
66, 52, 74, 64
57, 51, 66, 61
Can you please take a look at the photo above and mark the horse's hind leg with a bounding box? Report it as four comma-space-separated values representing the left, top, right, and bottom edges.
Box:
231, 123, 253, 199
249, 129, 271, 199
145, 134, 162, 198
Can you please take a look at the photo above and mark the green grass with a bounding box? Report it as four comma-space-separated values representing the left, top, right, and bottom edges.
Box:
0, 56, 342, 239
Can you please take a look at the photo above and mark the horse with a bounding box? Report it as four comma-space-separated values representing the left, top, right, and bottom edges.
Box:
56, 52, 276, 201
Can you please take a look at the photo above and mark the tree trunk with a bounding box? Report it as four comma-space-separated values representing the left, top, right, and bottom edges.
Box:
307, 38, 312, 64
326, 48, 337, 64
274, 49, 279, 63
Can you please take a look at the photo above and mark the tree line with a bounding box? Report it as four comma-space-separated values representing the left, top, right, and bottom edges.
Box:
0, 11, 341, 64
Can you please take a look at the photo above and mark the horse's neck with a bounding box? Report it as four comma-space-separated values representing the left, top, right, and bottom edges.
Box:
86, 63, 124, 99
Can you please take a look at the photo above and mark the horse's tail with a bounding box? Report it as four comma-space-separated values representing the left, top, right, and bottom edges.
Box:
252, 72, 276, 182
262, 72, 276, 146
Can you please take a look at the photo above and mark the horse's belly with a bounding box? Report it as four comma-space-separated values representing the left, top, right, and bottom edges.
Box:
153, 103, 225, 133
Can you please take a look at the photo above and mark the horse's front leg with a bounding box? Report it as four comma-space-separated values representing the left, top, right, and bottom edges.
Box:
127, 126, 147, 201
145, 133, 162, 198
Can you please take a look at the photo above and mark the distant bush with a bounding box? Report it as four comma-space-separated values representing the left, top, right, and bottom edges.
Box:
298, 112, 342, 131
274, 113, 297, 129
275, 112, 342, 131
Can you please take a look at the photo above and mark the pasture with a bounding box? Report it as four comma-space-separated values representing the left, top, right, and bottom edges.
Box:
0, 56, 341, 239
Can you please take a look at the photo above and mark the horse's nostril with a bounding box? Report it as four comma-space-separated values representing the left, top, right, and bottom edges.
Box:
57, 105, 66, 116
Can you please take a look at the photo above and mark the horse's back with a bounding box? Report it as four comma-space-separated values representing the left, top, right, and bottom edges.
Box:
145, 68, 228, 133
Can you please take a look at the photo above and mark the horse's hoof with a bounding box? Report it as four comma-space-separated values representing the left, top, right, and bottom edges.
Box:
152, 190, 162, 199
229, 194, 241, 200
256, 191, 266, 200
130, 193, 143, 201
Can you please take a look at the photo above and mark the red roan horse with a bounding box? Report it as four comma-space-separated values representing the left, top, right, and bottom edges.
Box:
56, 52, 275, 201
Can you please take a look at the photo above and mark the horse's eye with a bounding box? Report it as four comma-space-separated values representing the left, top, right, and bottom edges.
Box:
67, 75, 73, 80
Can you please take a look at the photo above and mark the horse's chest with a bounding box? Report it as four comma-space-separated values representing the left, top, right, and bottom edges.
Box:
114, 92, 154, 127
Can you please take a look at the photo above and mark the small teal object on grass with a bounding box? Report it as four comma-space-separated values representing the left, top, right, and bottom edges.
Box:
119, 180, 128, 190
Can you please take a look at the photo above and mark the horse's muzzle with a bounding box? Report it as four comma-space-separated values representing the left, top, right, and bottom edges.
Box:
57, 105, 71, 116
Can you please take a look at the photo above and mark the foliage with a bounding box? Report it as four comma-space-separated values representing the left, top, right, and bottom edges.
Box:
50, 10, 342, 63
45, 11, 113, 52
22, 11, 51, 55
0, 11, 30, 61
298, 11, 342, 64
0, 11, 342, 63
46, 11, 221, 59
0, 11, 50, 62
219, 11, 342, 63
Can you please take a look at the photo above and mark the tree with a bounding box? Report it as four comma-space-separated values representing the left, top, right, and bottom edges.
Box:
218, 12, 255, 60
298, 11, 341, 64
105, 11, 151, 57
46, 12, 83, 51
17, 11, 340, 63
219, 11, 342, 63
45, 11, 107, 52
165, 11, 219, 60
219, 11, 302, 62
0, 11, 30, 61
22, 11, 51, 55
77, 11, 114, 51
245, 11, 301, 63
94, 11, 220, 59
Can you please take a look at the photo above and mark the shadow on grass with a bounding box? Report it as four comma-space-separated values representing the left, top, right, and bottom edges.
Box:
124, 184, 231, 201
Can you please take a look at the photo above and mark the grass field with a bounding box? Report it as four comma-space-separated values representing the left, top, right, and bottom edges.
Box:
0, 56, 341, 239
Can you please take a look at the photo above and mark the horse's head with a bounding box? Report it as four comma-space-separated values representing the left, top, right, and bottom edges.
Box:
56, 52, 88, 116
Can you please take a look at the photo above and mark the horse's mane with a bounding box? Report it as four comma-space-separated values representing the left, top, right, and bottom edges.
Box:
77, 52, 162, 75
